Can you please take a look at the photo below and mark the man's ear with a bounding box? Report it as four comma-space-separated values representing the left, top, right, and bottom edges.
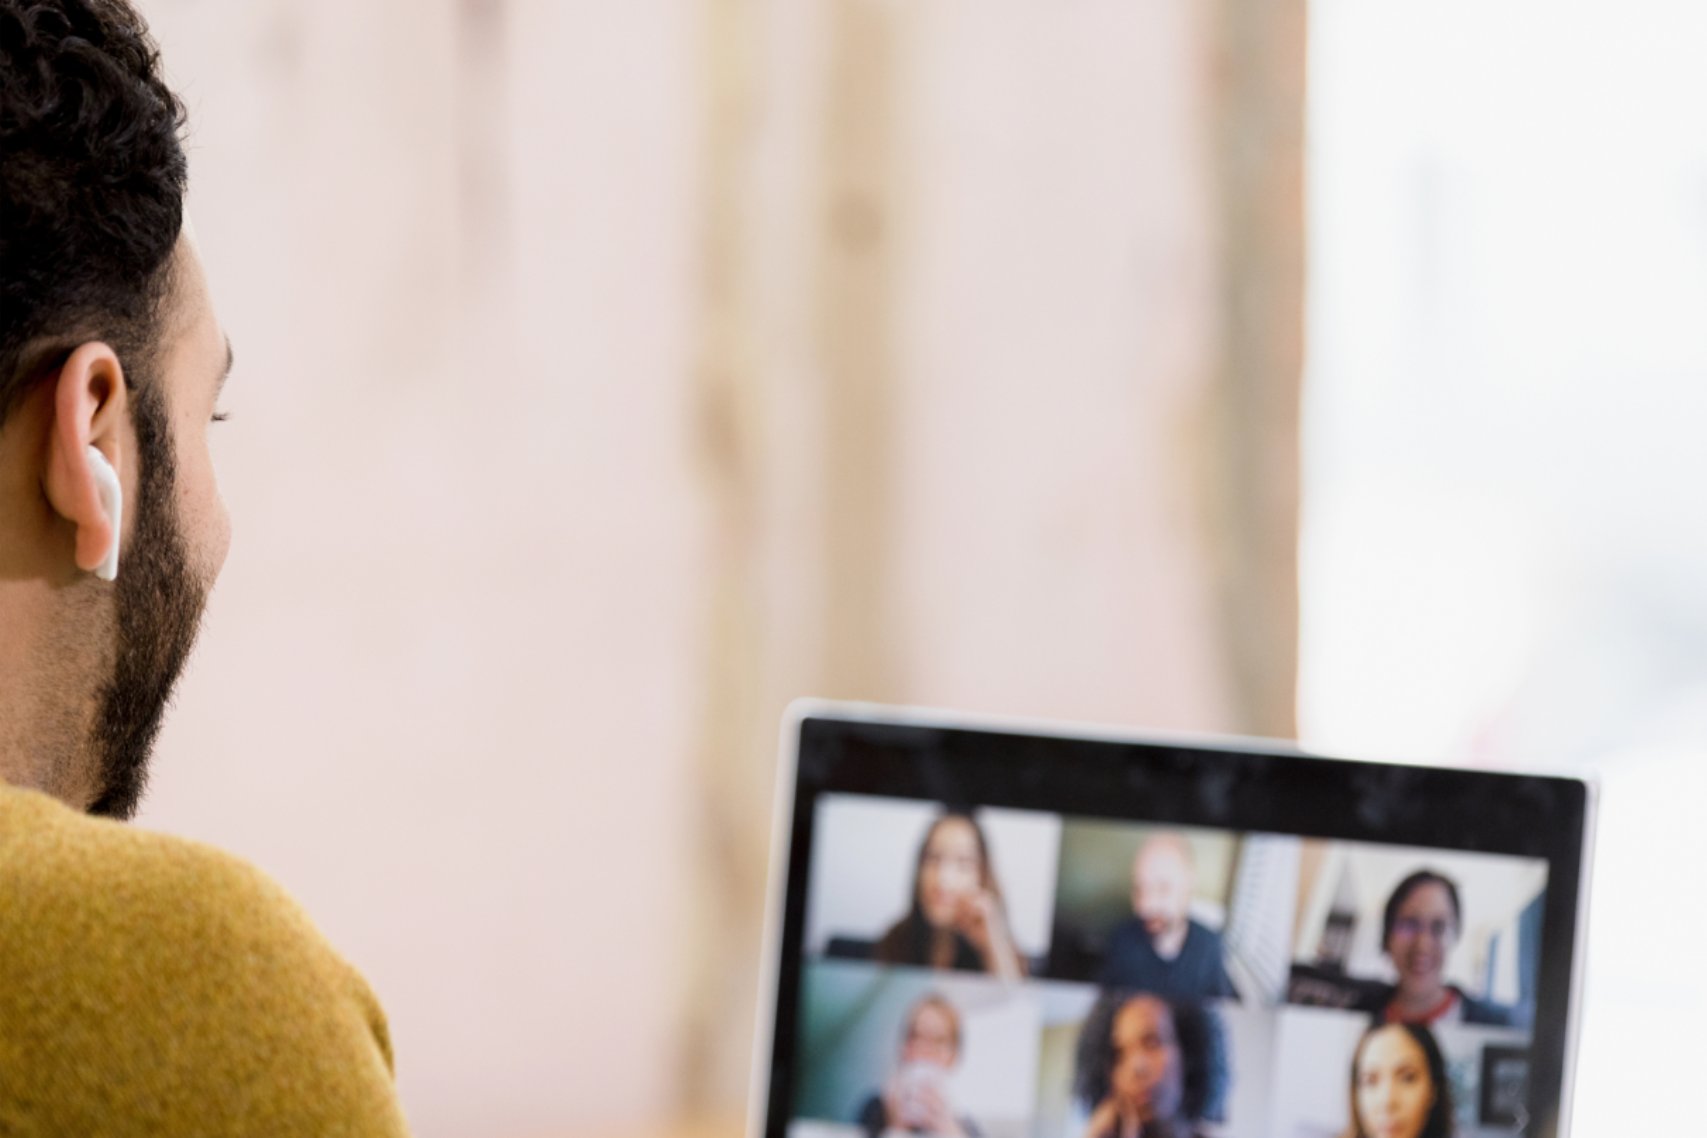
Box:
41, 342, 130, 576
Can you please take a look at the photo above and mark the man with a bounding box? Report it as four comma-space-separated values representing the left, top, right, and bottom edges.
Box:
1098, 833, 1237, 1001
0, 1, 409, 1131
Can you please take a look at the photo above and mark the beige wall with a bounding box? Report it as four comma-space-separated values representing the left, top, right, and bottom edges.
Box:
140, 3, 702, 1135
132, 1, 1300, 1135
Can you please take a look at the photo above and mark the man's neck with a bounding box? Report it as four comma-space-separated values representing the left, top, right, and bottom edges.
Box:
0, 587, 97, 810
1151, 920, 1189, 961
0, 725, 91, 812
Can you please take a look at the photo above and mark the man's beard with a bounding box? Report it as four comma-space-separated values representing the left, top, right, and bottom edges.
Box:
85, 384, 208, 820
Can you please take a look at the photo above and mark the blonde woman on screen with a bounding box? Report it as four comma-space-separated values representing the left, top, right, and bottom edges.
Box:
856, 994, 981, 1138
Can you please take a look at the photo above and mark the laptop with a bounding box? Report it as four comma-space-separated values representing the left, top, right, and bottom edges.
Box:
749, 702, 1593, 1138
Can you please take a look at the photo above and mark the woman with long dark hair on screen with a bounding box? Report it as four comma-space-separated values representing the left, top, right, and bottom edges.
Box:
1361, 870, 1522, 1027
873, 810, 1026, 980
1343, 1022, 1454, 1138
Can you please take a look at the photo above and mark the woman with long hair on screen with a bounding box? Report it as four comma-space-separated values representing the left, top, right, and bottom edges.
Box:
1362, 870, 1522, 1027
1343, 1022, 1454, 1138
873, 809, 1026, 980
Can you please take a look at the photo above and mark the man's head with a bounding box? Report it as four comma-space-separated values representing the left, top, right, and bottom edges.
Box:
0, 0, 230, 819
1131, 832, 1195, 944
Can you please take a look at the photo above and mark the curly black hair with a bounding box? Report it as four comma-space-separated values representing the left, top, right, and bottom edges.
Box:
1073, 990, 1213, 1126
0, 0, 188, 420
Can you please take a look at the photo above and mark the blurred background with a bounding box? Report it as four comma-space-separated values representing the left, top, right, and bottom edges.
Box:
130, 0, 1704, 1135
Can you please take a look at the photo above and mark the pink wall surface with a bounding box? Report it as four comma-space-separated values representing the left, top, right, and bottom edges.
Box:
131, 2, 1253, 1134
139, 3, 701, 1134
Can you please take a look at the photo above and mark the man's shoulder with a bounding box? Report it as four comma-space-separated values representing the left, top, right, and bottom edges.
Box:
0, 783, 320, 958
1106, 915, 1148, 944
1185, 919, 1226, 948
1100, 918, 1160, 976
0, 784, 407, 1135
0, 783, 381, 1032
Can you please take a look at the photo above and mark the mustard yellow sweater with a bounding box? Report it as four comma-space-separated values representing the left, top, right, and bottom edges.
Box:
0, 782, 411, 1135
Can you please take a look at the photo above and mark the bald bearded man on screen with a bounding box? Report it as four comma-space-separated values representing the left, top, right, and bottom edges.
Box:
0, 1, 409, 1131
1098, 834, 1239, 1001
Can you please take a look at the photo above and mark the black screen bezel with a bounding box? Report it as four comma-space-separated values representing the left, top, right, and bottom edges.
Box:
761, 712, 1589, 1138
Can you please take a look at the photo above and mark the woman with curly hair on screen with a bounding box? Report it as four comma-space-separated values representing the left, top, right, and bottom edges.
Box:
1343, 1022, 1455, 1138
1073, 991, 1212, 1138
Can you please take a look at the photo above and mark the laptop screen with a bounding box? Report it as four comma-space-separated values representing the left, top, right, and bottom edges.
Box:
757, 707, 1591, 1138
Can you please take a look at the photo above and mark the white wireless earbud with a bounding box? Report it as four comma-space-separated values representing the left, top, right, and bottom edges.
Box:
85, 445, 122, 582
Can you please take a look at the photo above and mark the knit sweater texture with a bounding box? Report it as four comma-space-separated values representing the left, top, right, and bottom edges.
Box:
0, 782, 410, 1135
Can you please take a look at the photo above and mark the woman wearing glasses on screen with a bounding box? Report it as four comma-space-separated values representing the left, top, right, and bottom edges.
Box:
874, 810, 1026, 980
1360, 870, 1523, 1027
856, 994, 981, 1138
1344, 1022, 1455, 1138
